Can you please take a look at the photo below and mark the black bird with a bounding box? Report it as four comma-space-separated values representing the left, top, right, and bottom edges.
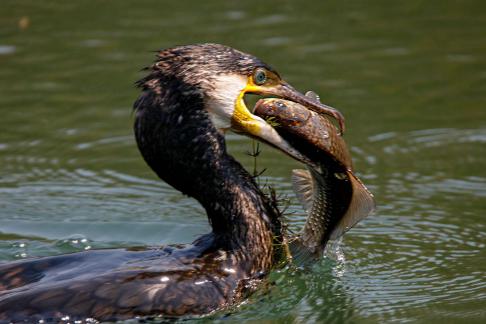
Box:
0, 43, 345, 322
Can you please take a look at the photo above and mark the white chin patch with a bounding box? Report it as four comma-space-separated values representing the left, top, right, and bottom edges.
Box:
205, 74, 247, 130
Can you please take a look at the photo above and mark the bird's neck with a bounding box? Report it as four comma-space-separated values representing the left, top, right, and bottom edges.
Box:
134, 79, 284, 269
199, 155, 283, 269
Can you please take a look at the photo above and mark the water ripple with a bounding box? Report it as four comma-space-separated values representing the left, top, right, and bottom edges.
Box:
370, 127, 486, 153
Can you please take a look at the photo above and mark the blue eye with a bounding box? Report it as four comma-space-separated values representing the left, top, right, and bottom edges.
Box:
253, 69, 267, 85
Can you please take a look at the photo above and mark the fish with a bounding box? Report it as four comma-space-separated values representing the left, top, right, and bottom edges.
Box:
254, 92, 375, 265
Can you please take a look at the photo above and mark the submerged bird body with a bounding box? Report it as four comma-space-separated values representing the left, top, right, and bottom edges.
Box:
0, 44, 346, 321
0, 241, 273, 320
254, 97, 375, 263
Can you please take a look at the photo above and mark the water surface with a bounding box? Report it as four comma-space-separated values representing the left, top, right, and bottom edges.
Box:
1, 1, 485, 322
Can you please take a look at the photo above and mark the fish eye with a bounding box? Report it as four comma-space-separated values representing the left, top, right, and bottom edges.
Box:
253, 68, 267, 85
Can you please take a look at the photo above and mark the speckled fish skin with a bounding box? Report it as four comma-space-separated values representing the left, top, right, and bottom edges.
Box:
254, 97, 375, 264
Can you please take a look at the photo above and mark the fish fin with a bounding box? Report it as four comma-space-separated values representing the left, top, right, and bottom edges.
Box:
305, 90, 321, 103
330, 172, 376, 240
291, 169, 315, 213
288, 238, 319, 266
290, 169, 321, 266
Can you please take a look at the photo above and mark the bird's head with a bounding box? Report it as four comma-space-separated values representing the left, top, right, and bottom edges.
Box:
142, 43, 345, 164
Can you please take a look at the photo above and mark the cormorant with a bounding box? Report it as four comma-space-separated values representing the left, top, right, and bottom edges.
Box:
0, 43, 345, 322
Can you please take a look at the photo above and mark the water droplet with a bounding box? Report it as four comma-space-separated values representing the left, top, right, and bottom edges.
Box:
0, 45, 16, 55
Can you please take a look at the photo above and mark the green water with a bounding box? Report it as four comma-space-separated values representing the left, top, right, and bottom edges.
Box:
1, 1, 485, 322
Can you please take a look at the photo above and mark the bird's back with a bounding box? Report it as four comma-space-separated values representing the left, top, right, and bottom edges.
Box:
0, 243, 255, 321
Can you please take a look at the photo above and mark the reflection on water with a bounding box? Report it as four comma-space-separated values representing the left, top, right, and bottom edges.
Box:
1, 0, 486, 322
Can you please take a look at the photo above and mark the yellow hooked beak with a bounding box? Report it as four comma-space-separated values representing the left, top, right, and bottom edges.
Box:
230, 75, 345, 166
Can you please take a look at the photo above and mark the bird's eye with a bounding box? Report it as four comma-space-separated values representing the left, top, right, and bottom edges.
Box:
253, 69, 267, 85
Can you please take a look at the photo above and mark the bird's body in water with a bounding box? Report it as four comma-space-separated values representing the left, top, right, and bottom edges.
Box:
0, 43, 346, 322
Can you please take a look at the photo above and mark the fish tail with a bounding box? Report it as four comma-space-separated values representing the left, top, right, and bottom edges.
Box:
329, 171, 376, 240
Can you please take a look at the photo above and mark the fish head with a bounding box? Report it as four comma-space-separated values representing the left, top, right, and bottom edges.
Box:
254, 97, 352, 169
